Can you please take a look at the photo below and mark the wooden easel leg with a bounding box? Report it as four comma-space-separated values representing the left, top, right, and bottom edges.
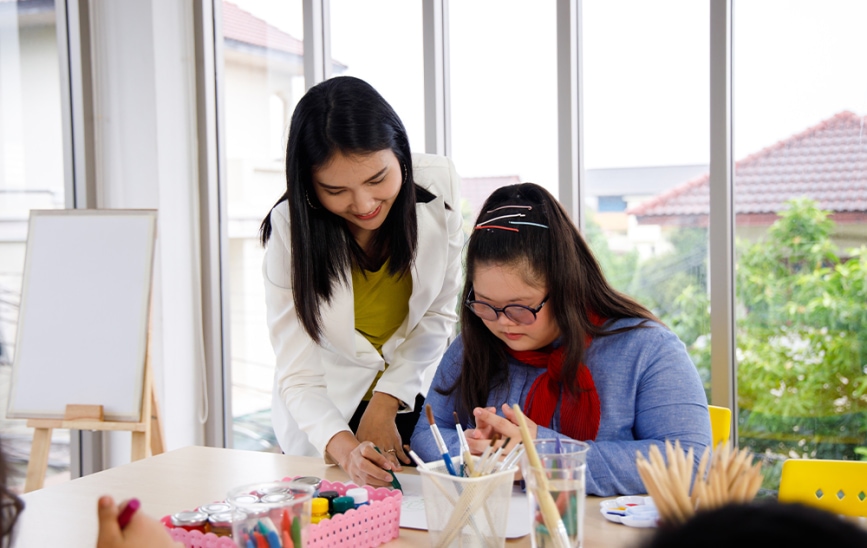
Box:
131, 431, 148, 461
24, 427, 53, 493
150, 387, 165, 455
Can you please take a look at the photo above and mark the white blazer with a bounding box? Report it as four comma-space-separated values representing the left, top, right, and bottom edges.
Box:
263, 153, 463, 457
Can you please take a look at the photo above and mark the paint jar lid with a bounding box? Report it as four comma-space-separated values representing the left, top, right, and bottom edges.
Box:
208, 512, 235, 527
230, 493, 260, 505
332, 496, 355, 514
292, 476, 322, 491
198, 502, 231, 515
170, 511, 208, 527
317, 490, 339, 501
312, 498, 329, 515
261, 493, 293, 504
345, 487, 369, 505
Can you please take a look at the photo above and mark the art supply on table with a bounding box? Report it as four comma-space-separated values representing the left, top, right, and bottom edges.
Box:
117, 498, 140, 530
635, 439, 763, 526
453, 411, 475, 477
346, 487, 371, 509
310, 498, 330, 524
521, 438, 589, 548
227, 480, 314, 548
426, 404, 459, 476
169, 510, 209, 533
373, 446, 403, 491
198, 501, 232, 515
207, 512, 234, 537
291, 476, 322, 496
331, 496, 356, 515
513, 404, 575, 548
417, 456, 518, 547
317, 490, 340, 514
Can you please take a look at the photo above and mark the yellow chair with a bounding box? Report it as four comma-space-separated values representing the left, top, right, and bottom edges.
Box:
708, 405, 731, 448
778, 459, 867, 517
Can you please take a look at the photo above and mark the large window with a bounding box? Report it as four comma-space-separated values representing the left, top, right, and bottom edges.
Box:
449, 0, 557, 225
583, 0, 711, 399
733, 0, 867, 491
0, 0, 67, 488
330, 0, 425, 150
221, 0, 304, 451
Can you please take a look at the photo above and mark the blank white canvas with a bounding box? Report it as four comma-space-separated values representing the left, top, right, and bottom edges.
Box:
7, 210, 157, 422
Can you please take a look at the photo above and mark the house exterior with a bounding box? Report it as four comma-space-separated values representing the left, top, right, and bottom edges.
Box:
628, 111, 867, 251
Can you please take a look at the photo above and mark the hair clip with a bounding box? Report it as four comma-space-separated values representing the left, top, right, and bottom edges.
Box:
509, 221, 548, 229
486, 205, 533, 213
477, 213, 525, 227
473, 225, 519, 232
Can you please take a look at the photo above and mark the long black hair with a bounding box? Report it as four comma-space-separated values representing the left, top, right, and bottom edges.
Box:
260, 76, 434, 342
443, 183, 659, 420
0, 441, 23, 547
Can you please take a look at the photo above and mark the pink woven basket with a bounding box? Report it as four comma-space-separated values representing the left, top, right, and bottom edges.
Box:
163, 477, 402, 548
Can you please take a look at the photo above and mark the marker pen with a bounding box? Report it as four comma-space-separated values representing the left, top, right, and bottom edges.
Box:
117, 498, 140, 530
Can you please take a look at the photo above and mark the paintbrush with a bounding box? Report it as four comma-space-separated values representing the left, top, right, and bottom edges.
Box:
426, 404, 458, 476
453, 411, 475, 476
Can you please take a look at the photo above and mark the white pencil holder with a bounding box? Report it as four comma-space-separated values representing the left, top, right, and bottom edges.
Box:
418, 457, 518, 548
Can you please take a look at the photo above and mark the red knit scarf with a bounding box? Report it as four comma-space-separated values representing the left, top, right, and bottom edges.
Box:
508, 328, 602, 441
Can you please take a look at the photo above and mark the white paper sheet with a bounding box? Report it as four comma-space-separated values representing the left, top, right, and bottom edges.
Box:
396, 473, 531, 539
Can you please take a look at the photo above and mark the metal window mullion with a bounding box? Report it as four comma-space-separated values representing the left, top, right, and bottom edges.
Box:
303, 0, 330, 88
194, 0, 231, 448
709, 0, 737, 444
422, 0, 450, 157
557, 0, 583, 228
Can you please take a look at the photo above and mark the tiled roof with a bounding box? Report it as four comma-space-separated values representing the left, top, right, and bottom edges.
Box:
223, 1, 303, 56
628, 111, 867, 223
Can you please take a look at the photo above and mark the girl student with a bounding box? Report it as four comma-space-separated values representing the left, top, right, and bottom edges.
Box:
260, 76, 463, 486
410, 182, 711, 496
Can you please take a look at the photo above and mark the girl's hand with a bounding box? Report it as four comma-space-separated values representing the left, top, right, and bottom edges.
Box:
96, 496, 181, 548
355, 392, 410, 468
467, 404, 537, 453
327, 432, 396, 487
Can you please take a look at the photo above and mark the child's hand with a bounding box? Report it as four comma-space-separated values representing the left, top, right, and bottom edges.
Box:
466, 404, 535, 454
96, 496, 181, 548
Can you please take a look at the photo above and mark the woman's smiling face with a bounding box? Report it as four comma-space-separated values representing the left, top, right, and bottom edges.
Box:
471, 262, 561, 351
312, 149, 403, 245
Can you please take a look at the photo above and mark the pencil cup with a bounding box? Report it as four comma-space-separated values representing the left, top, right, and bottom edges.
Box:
227, 480, 314, 547
418, 457, 517, 548
521, 439, 590, 548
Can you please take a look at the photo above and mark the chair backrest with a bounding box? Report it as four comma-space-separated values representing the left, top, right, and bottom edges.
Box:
778, 459, 867, 517
707, 405, 731, 448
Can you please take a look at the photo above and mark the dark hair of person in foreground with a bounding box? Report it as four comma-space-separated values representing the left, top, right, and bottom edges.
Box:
0, 442, 23, 547
641, 501, 867, 548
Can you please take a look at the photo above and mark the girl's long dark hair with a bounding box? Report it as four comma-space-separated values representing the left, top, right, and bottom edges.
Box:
443, 183, 660, 420
0, 441, 23, 547
259, 76, 434, 342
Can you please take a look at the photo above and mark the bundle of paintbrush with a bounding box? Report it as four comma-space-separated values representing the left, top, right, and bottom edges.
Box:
635, 440, 763, 526
416, 405, 523, 477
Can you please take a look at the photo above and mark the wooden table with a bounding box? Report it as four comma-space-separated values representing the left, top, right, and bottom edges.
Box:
18, 446, 652, 547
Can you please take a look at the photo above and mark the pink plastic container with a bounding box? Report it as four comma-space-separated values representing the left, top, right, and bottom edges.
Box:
163, 477, 403, 548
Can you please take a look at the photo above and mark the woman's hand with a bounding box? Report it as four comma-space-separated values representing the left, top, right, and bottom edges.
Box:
96, 496, 181, 548
326, 431, 397, 488
355, 392, 410, 468
465, 404, 536, 454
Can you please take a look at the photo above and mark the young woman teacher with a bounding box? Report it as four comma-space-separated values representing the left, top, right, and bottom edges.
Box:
260, 76, 463, 487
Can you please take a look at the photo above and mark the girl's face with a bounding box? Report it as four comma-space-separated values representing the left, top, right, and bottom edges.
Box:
471, 263, 561, 352
312, 149, 403, 246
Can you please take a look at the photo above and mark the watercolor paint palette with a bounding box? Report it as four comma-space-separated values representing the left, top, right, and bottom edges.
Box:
600, 495, 659, 528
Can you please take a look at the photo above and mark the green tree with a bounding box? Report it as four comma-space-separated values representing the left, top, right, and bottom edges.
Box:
736, 198, 867, 462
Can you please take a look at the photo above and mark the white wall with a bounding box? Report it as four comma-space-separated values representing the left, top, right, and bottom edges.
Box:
89, 0, 204, 464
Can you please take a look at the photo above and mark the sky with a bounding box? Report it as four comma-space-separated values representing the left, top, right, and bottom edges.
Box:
231, 0, 867, 186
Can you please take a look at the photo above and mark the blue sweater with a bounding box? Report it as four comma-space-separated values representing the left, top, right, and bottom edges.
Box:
410, 319, 711, 496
